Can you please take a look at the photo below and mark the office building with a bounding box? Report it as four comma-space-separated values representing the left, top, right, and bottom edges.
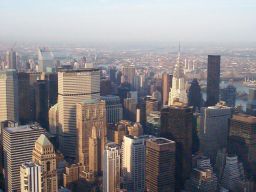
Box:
32, 134, 58, 192
3, 123, 44, 192
123, 98, 137, 121
188, 78, 203, 111
18, 72, 41, 124
220, 84, 236, 107
161, 105, 193, 190
145, 137, 176, 192
63, 164, 85, 188
6, 49, 17, 69
206, 55, 220, 106
49, 103, 59, 135
58, 68, 100, 158
146, 97, 159, 115
100, 79, 113, 96
76, 99, 106, 174
168, 52, 187, 105
246, 89, 256, 115
162, 72, 172, 106
122, 135, 148, 192
221, 155, 245, 192
43, 72, 58, 107
103, 142, 121, 192
146, 111, 161, 136
0, 70, 19, 123
20, 162, 42, 192
188, 168, 218, 192
101, 95, 123, 125
199, 103, 232, 163
38, 47, 55, 72
122, 65, 136, 88
229, 114, 256, 179
35, 80, 49, 129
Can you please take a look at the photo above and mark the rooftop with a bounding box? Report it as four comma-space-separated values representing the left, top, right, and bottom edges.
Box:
36, 134, 52, 146
4, 123, 43, 133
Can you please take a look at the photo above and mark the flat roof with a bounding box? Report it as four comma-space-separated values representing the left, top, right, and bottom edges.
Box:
4, 124, 43, 133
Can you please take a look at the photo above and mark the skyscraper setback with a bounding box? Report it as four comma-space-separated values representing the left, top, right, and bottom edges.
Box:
58, 69, 100, 158
76, 99, 107, 175
206, 55, 221, 106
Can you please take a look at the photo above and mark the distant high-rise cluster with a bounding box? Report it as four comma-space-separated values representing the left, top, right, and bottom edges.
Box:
0, 45, 256, 192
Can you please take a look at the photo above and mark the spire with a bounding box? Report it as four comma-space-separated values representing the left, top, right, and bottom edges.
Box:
173, 42, 184, 78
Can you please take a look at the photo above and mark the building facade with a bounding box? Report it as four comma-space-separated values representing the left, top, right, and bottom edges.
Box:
76, 99, 106, 175
103, 143, 121, 192
3, 124, 44, 192
206, 55, 220, 106
20, 162, 42, 192
199, 103, 232, 163
58, 69, 100, 158
145, 137, 176, 192
0, 70, 19, 123
122, 135, 147, 192
101, 95, 123, 125
168, 52, 187, 105
160, 105, 193, 190
32, 134, 58, 192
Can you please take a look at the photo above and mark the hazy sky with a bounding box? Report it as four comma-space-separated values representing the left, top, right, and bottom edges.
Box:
1, 0, 256, 43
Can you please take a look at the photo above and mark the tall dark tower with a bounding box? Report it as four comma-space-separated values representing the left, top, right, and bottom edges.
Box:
206, 55, 220, 106
160, 105, 193, 191
35, 80, 49, 129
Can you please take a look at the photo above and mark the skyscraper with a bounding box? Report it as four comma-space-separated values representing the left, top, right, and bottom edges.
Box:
168, 52, 187, 105
103, 142, 121, 192
199, 103, 232, 163
246, 88, 256, 115
76, 99, 106, 174
32, 134, 58, 192
58, 68, 100, 158
206, 55, 220, 106
228, 114, 256, 179
122, 135, 147, 192
122, 65, 136, 88
188, 78, 203, 111
145, 137, 176, 192
3, 123, 44, 192
18, 72, 41, 124
161, 105, 193, 190
220, 84, 236, 107
6, 49, 17, 69
221, 155, 245, 192
162, 72, 172, 106
101, 95, 123, 125
34, 80, 49, 129
0, 70, 19, 123
20, 162, 42, 192
38, 47, 55, 72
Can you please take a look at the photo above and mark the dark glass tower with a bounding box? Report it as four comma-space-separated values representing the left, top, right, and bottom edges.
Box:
160, 105, 193, 191
35, 80, 49, 129
206, 55, 220, 106
188, 78, 203, 111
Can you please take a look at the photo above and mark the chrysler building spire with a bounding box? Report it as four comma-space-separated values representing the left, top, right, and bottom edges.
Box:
168, 45, 188, 105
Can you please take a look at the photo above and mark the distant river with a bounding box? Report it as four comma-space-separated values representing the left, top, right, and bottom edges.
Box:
202, 81, 249, 111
